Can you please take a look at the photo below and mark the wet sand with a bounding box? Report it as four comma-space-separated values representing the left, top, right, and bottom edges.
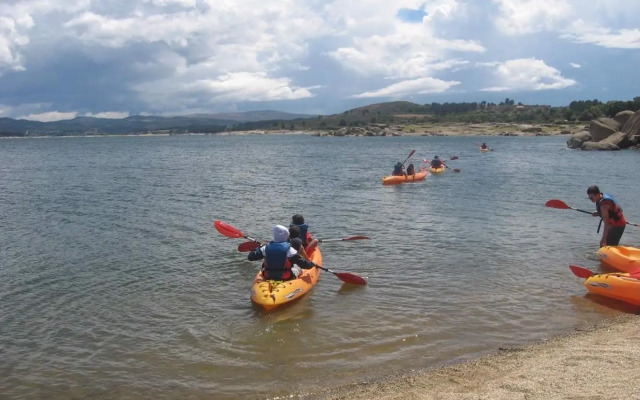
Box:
307, 314, 639, 400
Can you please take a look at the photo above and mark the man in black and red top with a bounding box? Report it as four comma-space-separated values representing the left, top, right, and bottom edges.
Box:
587, 185, 627, 247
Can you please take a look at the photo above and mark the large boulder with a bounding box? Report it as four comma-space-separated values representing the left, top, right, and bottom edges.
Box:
589, 118, 620, 141
621, 109, 640, 134
614, 110, 634, 127
566, 130, 592, 149
599, 131, 633, 149
581, 141, 620, 151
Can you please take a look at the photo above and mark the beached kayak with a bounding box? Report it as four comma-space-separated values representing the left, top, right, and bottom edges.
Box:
382, 170, 427, 185
429, 165, 446, 174
250, 247, 323, 310
583, 272, 640, 307
597, 246, 640, 273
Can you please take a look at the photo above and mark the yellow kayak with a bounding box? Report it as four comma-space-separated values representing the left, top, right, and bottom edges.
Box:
597, 246, 640, 273
250, 247, 323, 310
429, 165, 446, 174
583, 272, 640, 307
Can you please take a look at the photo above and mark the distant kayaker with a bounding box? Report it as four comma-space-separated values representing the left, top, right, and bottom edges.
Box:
587, 185, 627, 247
481, 143, 489, 150
247, 225, 315, 280
406, 163, 415, 175
430, 156, 443, 168
290, 214, 319, 251
392, 162, 405, 176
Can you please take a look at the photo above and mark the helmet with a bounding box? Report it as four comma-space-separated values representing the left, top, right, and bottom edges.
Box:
273, 225, 289, 242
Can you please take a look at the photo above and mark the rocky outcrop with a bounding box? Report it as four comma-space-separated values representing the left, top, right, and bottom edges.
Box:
567, 109, 640, 150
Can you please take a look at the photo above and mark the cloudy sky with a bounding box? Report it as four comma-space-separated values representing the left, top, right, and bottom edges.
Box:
1, 0, 638, 122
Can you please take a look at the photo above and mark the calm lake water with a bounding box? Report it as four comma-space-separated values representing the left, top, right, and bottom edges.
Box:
1, 134, 639, 399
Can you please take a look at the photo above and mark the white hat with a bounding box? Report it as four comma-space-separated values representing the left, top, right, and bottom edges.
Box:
273, 225, 289, 242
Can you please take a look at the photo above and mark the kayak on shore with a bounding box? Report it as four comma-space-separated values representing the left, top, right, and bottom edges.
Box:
382, 169, 427, 185
597, 246, 640, 273
250, 247, 323, 310
583, 272, 640, 307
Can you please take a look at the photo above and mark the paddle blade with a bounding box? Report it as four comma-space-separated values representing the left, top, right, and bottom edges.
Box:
214, 220, 244, 238
238, 241, 260, 252
334, 272, 367, 285
545, 199, 570, 209
453, 169, 461, 173
570, 265, 594, 278
408, 150, 416, 158
343, 235, 370, 241
450, 155, 459, 160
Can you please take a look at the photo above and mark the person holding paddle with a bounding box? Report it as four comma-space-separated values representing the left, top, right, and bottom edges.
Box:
290, 214, 319, 251
430, 155, 443, 168
587, 185, 627, 246
247, 225, 315, 280
392, 161, 405, 176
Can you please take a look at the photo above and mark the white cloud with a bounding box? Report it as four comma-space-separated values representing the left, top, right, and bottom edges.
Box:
85, 111, 130, 119
21, 111, 77, 122
479, 58, 576, 91
352, 77, 460, 98
492, 0, 571, 35
570, 63, 580, 68
561, 21, 640, 49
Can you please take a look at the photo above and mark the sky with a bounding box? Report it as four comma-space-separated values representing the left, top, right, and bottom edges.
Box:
0, 0, 639, 122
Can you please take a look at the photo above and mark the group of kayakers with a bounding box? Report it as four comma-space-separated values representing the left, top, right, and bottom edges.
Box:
247, 214, 320, 281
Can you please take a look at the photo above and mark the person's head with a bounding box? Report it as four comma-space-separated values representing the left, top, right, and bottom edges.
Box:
292, 214, 305, 225
289, 225, 301, 239
434, 155, 439, 159
273, 225, 289, 242
587, 185, 601, 202
395, 162, 402, 167
482, 143, 486, 146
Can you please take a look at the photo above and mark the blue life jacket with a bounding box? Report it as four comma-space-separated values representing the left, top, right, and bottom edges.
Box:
263, 242, 293, 280
290, 223, 310, 246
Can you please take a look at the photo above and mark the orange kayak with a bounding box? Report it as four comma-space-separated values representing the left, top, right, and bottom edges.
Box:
382, 170, 427, 185
596, 246, 640, 273
583, 272, 640, 306
250, 247, 322, 310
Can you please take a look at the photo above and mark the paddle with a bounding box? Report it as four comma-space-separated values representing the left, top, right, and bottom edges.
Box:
214, 220, 259, 241
237, 235, 370, 252
545, 199, 592, 215
569, 264, 594, 278
546, 199, 640, 227
443, 163, 460, 173
312, 263, 367, 285
450, 155, 459, 160
570, 264, 640, 279
401, 150, 416, 166
320, 235, 370, 243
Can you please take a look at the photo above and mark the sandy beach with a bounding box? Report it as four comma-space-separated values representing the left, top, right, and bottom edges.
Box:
308, 314, 639, 400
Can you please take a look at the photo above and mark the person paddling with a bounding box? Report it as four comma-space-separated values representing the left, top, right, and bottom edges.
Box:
247, 225, 314, 280
587, 185, 627, 247
430, 156, 443, 168
392, 162, 405, 176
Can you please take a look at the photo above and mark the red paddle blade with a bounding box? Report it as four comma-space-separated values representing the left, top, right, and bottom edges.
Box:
453, 169, 461, 173
545, 199, 570, 209
450, 155, 459, 160
214, 220, 244, 238
408, 150, 416, 158
570, 265, 594, 278
238, 241, 260, 252
343, 235, 370, 241
334, 272, 367, 285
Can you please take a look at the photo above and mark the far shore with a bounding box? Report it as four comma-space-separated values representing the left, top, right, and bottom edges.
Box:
1, 122, 586, 139
307, 314, 640, 400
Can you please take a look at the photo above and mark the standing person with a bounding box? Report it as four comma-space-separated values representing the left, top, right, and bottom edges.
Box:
247, 225, 314, 280
392, 162, 405, 176
406, 163, 415, 175
587, 186, 627, 247
290, 214, 320, 251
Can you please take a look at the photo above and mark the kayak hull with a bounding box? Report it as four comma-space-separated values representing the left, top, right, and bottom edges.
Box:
250, 247, 322, 310
583, 272, 640, 306
429, 165, 446, 174
597, 246, 640, 273
480, 148, 490, 152
382, 170, 427, 185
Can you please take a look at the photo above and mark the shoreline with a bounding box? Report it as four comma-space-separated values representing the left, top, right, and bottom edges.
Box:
1, 122, 585, 139
305, 314, 639, 399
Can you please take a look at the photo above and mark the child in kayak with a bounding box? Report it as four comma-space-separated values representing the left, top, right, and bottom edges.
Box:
247, 225, 314, 280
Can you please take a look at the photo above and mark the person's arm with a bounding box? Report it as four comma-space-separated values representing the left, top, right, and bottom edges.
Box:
289, 253, 315, 269
247, 245, 265, 261
599, 202, 612, 246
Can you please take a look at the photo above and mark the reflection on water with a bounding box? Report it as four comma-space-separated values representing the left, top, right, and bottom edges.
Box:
0, 134, 639, 399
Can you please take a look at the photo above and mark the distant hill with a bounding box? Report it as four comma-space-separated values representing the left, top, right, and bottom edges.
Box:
0, 110, 314, 136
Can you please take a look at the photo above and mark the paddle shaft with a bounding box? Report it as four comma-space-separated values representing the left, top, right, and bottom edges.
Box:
401, 150, 416, 166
